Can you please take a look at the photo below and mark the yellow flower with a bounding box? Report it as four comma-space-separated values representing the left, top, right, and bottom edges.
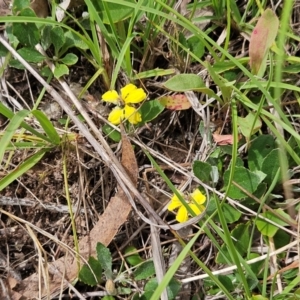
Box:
168, 189, 206, 223
102, 84, 146, 125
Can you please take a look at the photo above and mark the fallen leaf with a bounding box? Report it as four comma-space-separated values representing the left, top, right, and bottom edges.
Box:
213, 133, 241, 145
12, 130, 138, 299
159, 94, 191, 110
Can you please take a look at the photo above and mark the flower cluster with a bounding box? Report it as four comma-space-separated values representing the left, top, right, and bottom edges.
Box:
168, 189, 206, 223
101, 84, 146, 125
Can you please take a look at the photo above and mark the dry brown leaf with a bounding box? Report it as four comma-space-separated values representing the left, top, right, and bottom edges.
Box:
12, 132, 138, 299
213, 133, 241, 145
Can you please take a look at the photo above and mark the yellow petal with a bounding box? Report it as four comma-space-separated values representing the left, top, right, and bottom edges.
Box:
108, 107, 124, 125
190, 189, 206, 205
102, 90, 119, 104
167, 191, 184, 211
189, 203, 205, 216
176, 206, 188, 223
124, 105, 142, 124
121, 84, 146, 104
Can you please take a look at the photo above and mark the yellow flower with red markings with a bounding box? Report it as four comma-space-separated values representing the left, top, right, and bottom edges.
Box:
168, 189, 206, 223
102, 84, 146, 125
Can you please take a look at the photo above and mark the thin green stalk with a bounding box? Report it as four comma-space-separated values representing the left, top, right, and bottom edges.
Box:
220, 0, 231, 62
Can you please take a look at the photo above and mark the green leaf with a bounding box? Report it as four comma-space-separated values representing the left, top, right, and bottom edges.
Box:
9, 59, 25, 69
255, 209, 291, 237
102, 124, 121, 142
50, 26, 65, 54
0, 110, 30, 163
163, 74, 208, 92
17, 47, 45, 63
78, 256, 102, 286
63, 31, 89, 51
0, 103, 52, 142
60, 53, 78, 65
143, 277, 181, 300
159, 94, 191, 110
0, 149, 48, 191
163, 74, 223, 102
220, 202, 242, 224
187, 35, 205, 60
193, 160, 213, 183
237, 112, 262, 138
217, 275, 234, 292
12, 0, 30, 14
133, 261, 155, 280
248, 253, 264, 279
231, 223, 250, 254
124, 246, 144, 266
261, 148, 280, 186
223, 166, 262, 199
249, 8, 279, 75
96, 242, 112, 278
41, 25, 52, 50
248, 135, 276, 171
54, 63, 69, 78
31, 110, 60, 145
12, 8, 39, 47
138, 99, 164, 124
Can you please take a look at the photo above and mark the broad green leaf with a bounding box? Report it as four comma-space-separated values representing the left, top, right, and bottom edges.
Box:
138, 99, 164, 125
187, 35, 205, 60
12, 0, 30, 14
9, 59, 25, 69
248, 253, 264, 279
231, 223, 250, 254
78, 256, 102, 286
31, 110, 60, 145
124, 246, 144, 266
193, 160, 212, 183
0, 148, 48, 191
144, 277, 181, 300
163, 74, 223, 103
12, 8, 39, 47
41, 25, 52, 50
159, 94, 191, 110
102, 124, 121, 142
248, 135, 276, 171
249, 9, 279, 75
237, 112, 262, 139
0, 110, 30, 163
60, 53, 78, 65
96, 242, 112, 278
54, 63, 69, 78
217, 275, 234, 292
133, 261, 155, 280
224, 166, 262, 199
163, 74, 207, 92
261, 148, 280, 186
255, 209, 291, 237
17, 47, 45, 63
63, 31, 89, 51
220, 202, 241, 224
50, 26, 65, 54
